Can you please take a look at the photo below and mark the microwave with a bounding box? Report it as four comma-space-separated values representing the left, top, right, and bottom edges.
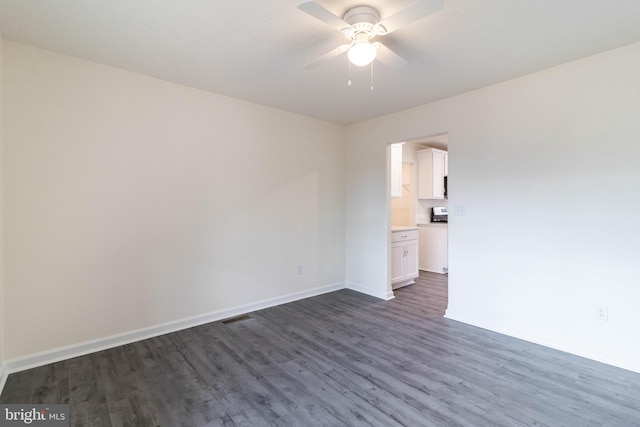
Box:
444, 176, 448, 198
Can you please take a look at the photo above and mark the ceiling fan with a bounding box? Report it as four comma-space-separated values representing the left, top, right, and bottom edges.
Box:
297, 0, 444, 69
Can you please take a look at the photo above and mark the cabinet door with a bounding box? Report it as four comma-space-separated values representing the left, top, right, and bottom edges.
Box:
404, 240, 419, 279
444, 153, 449, 177
391, 242, 405, 284
418, 148, 447, 200
432, 150, 446, 199
419, 227, 448, 274
417, 150, 434, 199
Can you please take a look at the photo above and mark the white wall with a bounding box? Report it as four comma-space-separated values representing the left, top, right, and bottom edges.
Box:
345, 42, 640, 372
4, 37, 640, 374
345, 137, 392, 299
0, 35, 5, 372
3, 42, 345, 359
390, 163, 412, 226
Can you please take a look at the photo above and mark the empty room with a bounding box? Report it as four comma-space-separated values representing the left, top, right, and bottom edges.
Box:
0, 0, 639, 426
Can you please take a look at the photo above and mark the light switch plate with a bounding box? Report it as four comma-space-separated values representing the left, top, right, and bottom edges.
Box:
453, 205, 466, 216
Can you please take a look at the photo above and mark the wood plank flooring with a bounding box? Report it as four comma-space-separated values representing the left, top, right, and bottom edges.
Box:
2, 271, 640, 426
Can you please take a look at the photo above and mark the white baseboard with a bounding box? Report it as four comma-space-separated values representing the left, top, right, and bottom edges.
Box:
0, 363, 7, 395
444, 311, 640, 374
346, 282, 393, 300
3, 282, 345, 380
419, 268, 446, 275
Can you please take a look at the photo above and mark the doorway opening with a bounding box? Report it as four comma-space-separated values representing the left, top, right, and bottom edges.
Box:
388, 134, 449, 309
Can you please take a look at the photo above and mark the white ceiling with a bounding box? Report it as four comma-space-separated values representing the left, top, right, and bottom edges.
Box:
413, 133, 448, 151
1, 1, 640, 125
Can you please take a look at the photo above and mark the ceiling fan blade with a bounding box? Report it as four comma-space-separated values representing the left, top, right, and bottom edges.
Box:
376, 0, 444, 35
297, 1, 351, 33
304, 45, 349, 69
374, 42, 407, 70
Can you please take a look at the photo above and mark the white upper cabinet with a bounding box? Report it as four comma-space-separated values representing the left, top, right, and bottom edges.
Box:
417, 148, 448, 199
444, 152, 448, 176
390, 143, 403, 199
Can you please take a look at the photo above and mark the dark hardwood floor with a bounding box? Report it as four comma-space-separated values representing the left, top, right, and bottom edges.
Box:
3, 271, 640, 426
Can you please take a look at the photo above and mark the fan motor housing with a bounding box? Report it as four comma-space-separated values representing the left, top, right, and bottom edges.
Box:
342, 5, 380, 37
343, 6, 379, 26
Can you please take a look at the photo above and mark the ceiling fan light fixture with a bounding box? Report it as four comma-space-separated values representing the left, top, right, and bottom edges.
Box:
348, 40, 377, 67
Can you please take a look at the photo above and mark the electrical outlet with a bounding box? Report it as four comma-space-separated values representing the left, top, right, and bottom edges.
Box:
296, 265, 303, 275
594, 305, 608, 321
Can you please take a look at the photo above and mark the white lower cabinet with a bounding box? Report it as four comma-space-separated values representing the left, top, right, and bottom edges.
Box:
419, 225, 448, 274
391, 229, 419, 289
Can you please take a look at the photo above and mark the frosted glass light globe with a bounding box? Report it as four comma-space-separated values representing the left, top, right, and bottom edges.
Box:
348, 41, 377, 67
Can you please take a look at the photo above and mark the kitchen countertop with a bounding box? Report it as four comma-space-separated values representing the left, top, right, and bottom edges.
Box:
417, 222, 448, 227
391, 226, 419, 232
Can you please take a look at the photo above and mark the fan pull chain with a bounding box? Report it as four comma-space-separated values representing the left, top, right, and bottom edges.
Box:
347, 61, 352, 86
370, 62, 374, 91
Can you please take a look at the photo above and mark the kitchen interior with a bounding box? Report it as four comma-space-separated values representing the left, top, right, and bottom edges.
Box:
390, 135, 448, 290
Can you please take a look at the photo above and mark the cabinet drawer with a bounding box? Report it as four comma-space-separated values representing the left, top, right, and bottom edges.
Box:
391, 229, 418, 243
